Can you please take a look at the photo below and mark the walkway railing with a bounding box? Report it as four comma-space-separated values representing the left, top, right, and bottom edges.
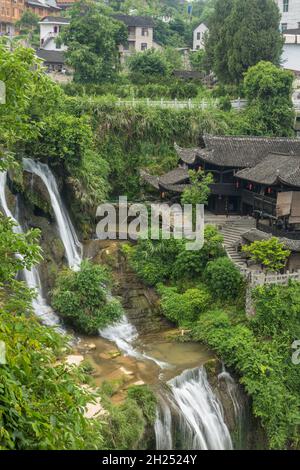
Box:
116, 98, 247, 110
116, 98, 300, 111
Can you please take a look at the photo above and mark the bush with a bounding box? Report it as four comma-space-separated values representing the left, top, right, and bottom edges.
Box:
26, 113, 93, 171
203, 257, 243, 300
158, 284, 211, 326
218, 95, 232, 111
127, 237, 183, 286
242, 237, 290, 272
128, 50, 170, 80
169, 82, 199, 99
52, 260, 123, 334
127, 385, 157, 425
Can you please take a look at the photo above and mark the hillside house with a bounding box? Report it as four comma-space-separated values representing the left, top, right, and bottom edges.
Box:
113, 14, 158, 61
39, 15, 69, 50
193, 23, 208, 50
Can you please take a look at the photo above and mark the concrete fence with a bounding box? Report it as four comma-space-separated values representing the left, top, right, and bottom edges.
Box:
116, 98, 247, 110
239, 267, 300, 287
116, 98, 300, 112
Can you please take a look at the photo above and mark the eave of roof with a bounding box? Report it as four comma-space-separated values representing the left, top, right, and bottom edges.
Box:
112, 14, 155, 27
242, 228, 300, 252
235, 153, 300, 187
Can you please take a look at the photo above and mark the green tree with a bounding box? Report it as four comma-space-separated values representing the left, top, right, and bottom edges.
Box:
52, 260, 123, 334
181, 169, 213, 206
0, 44, 62, 147
203, 256, 243, 300
206, 0, 283, 83
158, 284, 211, 326
128, 49, 170, 80
190, 49, 205, 72
242, 237, 290, 272
242, 61, 295, 136
62, 0, 127, 83
15, 10, 39, 32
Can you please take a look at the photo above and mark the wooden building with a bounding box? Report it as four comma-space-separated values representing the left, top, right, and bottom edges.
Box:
142, 135, 300, 239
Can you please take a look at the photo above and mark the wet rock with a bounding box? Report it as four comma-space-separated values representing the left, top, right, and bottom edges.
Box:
66, 355, 84, 366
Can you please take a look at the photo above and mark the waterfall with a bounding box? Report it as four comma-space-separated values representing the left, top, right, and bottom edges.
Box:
154, 396, 173, 450
0, 171, 61, 328
22, 158, 82, 270
155, 366, 233, 450
100, 314, 169, 368
218, 365, 244, 448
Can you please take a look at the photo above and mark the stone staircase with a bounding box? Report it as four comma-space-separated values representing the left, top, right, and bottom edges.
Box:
220, 218, 256, 269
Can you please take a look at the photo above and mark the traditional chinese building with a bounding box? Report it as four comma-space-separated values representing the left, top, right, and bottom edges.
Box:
142, 135, 300, 239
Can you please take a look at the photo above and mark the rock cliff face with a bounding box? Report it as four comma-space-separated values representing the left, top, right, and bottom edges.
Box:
7, 171, 66, 296
83, 240, 170, 334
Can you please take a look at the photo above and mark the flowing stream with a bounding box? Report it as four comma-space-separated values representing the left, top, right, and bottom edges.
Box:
155, 367, 233, 450
22, 158, 82, 270
0, 171, 60, 327
100, 315, 170, 369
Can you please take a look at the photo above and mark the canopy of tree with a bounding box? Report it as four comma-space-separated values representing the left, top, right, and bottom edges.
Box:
205, 0, 283, 83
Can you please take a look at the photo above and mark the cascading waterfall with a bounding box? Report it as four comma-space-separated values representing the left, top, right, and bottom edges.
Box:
22, 158, 82, 270
0, 171, 61, 327
218, 365, 244, 448
100, 314, 169, 368
155, 366, 233, 450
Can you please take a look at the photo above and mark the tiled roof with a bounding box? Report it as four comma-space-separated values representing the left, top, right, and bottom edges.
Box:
201, 135, 300, 168
40, 16, 69, 23
242, 228, 300, 252
26, 0, 61, 9
36, 49, 65, 64
236, 153, 300, 186
113, 14, 155, 27
174, 143, 200, 165
141, 167, 189, 192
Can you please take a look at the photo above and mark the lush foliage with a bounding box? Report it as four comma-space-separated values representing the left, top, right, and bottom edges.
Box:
128, 49, 171, 80
0, 44, 62, 147
158, 284, 211, 326
242, 237, 290, 272
181, 169, 213, 206
205, 0, 283, 83
242, 61, 294, 137
62, 0, 127, 83
0, 216, 106, 449
192, 280, 300, 449
125, 224, 225, 285
64, 95, 240, 198
127, 385, 157, 424
52, 260, 123, 334
203, 256, 244, 300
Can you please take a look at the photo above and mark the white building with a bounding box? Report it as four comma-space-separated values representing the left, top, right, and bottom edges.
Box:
113, 14, 157, 61
193, 23, 208, 50
276, 0, 300, 30
275, 1, 300, 72
39, 15, 69, 51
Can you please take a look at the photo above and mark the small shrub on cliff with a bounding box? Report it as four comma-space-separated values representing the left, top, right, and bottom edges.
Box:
52, 260, 123, 334
158, 284, 211, 327
203, 257, 243, 300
